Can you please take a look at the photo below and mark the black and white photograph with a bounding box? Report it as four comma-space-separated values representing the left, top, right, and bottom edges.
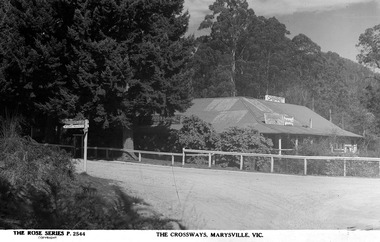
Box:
1, 0, 380, 241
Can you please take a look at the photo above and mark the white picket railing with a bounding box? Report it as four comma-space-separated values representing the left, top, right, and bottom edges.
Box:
41, 143, 380, 177
182, 148, 380, 177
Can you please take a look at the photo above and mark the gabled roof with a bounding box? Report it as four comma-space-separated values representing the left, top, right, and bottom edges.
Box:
173, 97, 362, 138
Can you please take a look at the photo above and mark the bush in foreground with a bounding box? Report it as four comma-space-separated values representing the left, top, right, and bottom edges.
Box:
0, 117, 174, 229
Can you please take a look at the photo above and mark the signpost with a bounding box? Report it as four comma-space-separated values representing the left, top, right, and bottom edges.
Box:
62, 119, 89, 172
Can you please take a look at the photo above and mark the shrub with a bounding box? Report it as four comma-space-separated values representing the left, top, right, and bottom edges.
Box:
172, 116, 220, 164
218, 127, 273, 170
0, 115, 77, 228
0, 116, 171, 229
296, 138, 333, 156
219, 127, 273, 153
175, 115, 220, 150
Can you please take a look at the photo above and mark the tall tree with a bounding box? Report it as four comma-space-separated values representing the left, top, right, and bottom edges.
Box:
120, 0, 194, 150
0, 0, 194, 149
194, 0, 291, 98
357, 24, 380, 70
240, 16, 290, 97
198, 0, 257, 97
356, 24, 380, 133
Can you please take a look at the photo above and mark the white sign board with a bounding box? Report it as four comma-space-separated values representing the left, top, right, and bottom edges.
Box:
284, 116, 294, 126
63, 124, 85, 129
265, 95, 285, 103
62, 119, 88, 126
264, 113, 295, 126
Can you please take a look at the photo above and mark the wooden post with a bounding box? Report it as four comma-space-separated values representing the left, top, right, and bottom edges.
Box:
343, 159, 347, 177
182, 148, 185, 166
81, 135, 84, 158
83, 120, 88, 173
212, 154, 215, 165
138, 152, 142, 162
295, 137, 299, 155
278, 136, 282, 155
270, 156, 274, 173
304, 158, 307, 175
240, 155, 243, 170
106, 149, 109, 159
208, 153, 212, 168
171, 155, 174, 166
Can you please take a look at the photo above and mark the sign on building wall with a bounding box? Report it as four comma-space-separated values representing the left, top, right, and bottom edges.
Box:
264, 113, 294, 126
284, 115, 294, 126
265, 95, 285, 103
264, 113, 285, 125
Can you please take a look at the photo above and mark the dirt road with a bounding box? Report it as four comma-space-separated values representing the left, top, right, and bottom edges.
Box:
75, 159, 380, 230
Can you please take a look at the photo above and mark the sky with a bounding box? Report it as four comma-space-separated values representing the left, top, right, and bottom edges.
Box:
184, 0, 380, 62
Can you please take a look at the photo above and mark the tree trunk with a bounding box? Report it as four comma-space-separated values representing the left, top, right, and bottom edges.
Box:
231, 49, 236, 97
122, 126, 137, 160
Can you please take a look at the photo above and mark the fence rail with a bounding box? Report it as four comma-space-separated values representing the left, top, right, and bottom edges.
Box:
183, 148, 380, 177
40, 143, 380, 177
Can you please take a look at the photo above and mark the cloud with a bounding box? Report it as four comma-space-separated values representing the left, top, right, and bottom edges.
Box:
184, 0, 380, 18
184, 0, 380, 35
251, 0, 380, 16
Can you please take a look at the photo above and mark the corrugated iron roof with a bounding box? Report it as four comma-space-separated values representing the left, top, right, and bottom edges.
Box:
174, 97, 362, 138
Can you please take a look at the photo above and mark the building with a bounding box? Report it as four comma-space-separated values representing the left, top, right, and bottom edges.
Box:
169, 96, 362, 154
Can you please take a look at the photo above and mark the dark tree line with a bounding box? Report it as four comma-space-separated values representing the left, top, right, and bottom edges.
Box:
0, 0, 194, 149
1, 0, 380, 150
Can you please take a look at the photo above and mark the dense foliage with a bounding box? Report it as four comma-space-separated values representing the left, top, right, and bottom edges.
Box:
357, 24, 380, 136
218, 126, 273, 169
172, 115, 273, 167
0, 117, 175, 229
174, 115, 220, 151
220, 127, 272, 153
0, 0, 194, 148
2, 0, 380, 154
